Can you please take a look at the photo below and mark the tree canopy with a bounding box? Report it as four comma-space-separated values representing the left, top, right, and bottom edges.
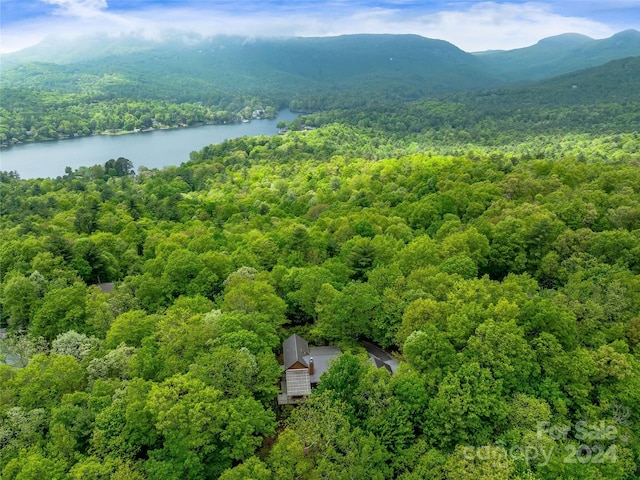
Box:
1, 63, 640, 478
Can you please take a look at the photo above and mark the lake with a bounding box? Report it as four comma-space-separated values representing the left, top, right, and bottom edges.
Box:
0, 109, 298, 179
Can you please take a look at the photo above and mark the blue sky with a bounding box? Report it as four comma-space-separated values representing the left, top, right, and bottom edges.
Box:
1, 1, 639, 53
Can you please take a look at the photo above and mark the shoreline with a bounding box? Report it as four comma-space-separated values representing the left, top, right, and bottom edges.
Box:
1, 114, 282, 150
0, 109, 300, 179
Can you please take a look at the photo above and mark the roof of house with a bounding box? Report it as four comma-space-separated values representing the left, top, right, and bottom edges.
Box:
362, 340, 400, 374
285, 369, 312, 396
283, 333, 310, 370
279, 335, 400, 403
304, 345, 342, 384
97, 282, 115, 293
371, 355, 386, 369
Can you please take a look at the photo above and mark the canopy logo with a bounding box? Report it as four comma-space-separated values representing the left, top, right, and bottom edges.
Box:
463, 405, 630, 468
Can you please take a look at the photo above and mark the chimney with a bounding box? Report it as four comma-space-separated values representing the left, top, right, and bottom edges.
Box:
309, 357, 314, 376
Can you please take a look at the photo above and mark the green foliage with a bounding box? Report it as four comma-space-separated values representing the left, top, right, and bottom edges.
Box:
404, 325, 456, 382
219, 457, 272, 480
1, 68, 640, 478
315, 282, 382, 341
0, 274, 38, 329
105, 310, 158, 348
51, 330, 101, 361
188, 345, 281, 404
465, 319, 538, 393
270, 393, 392, 479
145, 374, 275, 479
30, 283, 87, 340
425, 362, 509, 449
222, 276, 286, 326
477, 30, 640, 82
2, 449, 67, 480
14, 354, 86, 410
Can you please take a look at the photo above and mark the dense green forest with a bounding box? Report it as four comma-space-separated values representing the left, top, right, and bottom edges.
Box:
3, 53, 639, 147
476, 29, 640, 81
2, 30, 640, 480
0, 90, 278, 145
0, 34, 493, 145
290, 56, 640, 137
1, 114, 640, 478
1, 31, 638, 146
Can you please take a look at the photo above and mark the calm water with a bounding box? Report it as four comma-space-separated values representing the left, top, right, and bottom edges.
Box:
0, 109, 298, 179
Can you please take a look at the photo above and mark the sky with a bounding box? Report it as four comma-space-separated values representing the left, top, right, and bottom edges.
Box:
1, 0, 639, 54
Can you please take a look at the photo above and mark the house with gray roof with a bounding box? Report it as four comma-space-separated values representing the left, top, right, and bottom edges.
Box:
278, 334, 341, 405
277, 334, 400, 405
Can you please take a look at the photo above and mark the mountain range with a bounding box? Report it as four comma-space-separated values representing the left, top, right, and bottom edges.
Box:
1, 30, 639, 106
476, 29, 640, 81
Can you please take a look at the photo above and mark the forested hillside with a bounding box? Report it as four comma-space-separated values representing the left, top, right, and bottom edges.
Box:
3, 53, 639, 148
288, 57, 640, 147
1, 114, 640, 478
475, 29, 640, 81
1, 31, 638, 147
0, 34, 498, 99
2, 27, 640, 480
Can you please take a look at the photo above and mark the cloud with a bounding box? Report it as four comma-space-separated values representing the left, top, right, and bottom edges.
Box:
113, 1, 615, 50
0, 1, 624, 54
415, 2, 615, 51
41, 0, 108, 18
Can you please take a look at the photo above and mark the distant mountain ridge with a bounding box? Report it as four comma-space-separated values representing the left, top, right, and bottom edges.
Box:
474, 29, 640, 82
0, 34, 500, 103
1, 30, 638, 109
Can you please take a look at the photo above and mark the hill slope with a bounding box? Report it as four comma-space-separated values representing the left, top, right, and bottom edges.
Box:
290, 56, 640, 147
1, 32, 638, 146
0, 34, 499, 104
465, 55, 640, 107
3, 30, 638, 104
475, 29, 640, 82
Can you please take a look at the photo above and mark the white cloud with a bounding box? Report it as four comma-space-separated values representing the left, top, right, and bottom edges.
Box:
113, 1, 615, 50
41, 0, 108, 18
414, 2, 615, 51
0, 1, 622, 54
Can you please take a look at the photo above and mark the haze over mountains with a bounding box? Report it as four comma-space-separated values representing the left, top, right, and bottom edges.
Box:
1, 29, 638, 148
2, 30, 639, 105
477, 29, 640, 81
